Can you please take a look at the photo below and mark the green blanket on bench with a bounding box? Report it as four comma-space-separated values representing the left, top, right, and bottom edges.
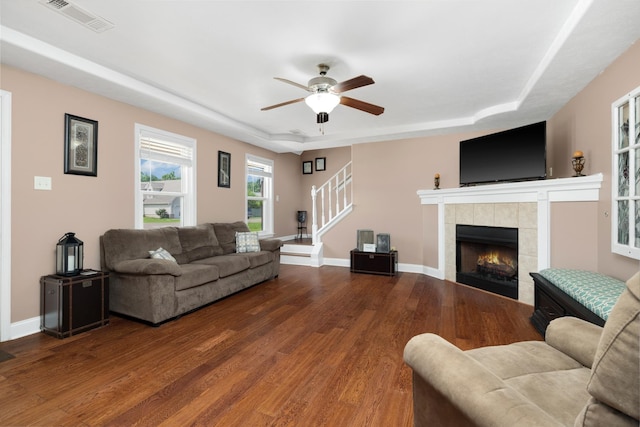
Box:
539, 268, 626, 321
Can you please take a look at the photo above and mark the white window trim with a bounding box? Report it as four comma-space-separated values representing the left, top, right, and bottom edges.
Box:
611, 86, 640, 260
246, 154, 274, 237
134, 124, 197, 229
1, 90, 12, 342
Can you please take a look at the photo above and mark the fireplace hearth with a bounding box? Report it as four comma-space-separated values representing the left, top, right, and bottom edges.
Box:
456, 224, 518, 299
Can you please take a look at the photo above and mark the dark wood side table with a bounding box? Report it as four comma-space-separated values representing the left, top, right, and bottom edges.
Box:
350, 249, 398, 276
41, 270, 110, 338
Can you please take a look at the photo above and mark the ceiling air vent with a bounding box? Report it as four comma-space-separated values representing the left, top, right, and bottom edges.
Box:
40, 0, 114, 33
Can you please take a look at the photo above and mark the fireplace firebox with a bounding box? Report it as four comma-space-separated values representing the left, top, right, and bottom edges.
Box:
456, 224, 518, 299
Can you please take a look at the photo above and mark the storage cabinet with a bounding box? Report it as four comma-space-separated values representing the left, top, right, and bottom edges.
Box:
350, 249, 398, 276
530, 273, 604, 336
41, 271, 109, 338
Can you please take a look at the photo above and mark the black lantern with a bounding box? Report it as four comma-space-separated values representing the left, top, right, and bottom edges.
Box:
56, 232, 83, 276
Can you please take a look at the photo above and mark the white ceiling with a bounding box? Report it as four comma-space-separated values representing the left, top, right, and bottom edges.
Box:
1, 0, 639, 154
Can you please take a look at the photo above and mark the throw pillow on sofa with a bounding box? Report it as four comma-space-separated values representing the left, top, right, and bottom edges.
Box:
149, 247, 177, 262
236, 231, 260, 253
213, 222, 251, 254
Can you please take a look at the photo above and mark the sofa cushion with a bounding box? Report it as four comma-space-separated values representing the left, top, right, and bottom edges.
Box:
174, 264, 220, 291
212, 222, 250, 254
241, 251, 273, 268
192, 254, 250, 278
538, 269, 626, 321
467, 340, 594, 425
467, 341, 584, 380
509, 368, 592, 426
102, 228, 182, 270
586, 271, 640, 420
175, 224, 223, 263
236, 231, 260, 253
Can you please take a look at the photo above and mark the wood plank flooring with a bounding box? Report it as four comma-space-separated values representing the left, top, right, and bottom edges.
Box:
0, 265, 541, 426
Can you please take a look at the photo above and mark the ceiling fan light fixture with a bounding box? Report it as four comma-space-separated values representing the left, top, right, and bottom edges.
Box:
305, 92, 340, 114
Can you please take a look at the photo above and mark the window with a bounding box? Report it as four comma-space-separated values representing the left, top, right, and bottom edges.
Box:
246, 154, 273, 235
135, 124, 196, 229
612, 85, 640, 260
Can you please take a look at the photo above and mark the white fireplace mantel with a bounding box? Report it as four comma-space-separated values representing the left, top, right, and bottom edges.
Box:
417, 174, 604, 302
417, 173, 603, 205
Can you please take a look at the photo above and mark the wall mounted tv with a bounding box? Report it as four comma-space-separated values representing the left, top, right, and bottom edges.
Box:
459, 121, 547, 186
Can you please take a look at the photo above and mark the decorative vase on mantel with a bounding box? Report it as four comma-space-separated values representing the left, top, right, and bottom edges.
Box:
572, 151, 585, 177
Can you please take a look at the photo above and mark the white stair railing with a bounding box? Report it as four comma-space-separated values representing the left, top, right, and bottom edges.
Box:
311, 161, 353, 244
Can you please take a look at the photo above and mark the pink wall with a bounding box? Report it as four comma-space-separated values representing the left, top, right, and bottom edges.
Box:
3, 39, 639, 325
1, 65, 301, 322
547, 40, 640, 279
297, 146, 352, 233
320, 133, 477, 263
316, 41, 639, 279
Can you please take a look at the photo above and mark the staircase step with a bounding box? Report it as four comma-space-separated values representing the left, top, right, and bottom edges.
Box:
281, 243, 314, 256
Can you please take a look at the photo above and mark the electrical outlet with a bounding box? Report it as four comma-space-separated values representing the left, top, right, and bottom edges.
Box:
34, 176, 52, 190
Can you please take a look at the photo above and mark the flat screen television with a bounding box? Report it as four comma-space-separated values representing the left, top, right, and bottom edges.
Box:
459, 121, 547, 186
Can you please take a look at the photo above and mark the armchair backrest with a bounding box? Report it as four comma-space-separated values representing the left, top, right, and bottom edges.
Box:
578, 271, 639, 424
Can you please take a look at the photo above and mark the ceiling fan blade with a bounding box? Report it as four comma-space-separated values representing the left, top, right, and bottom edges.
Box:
340, 96, 384, 115
274, 77, 310, 91
332, 75, 375, 93
261, 98, 305, 111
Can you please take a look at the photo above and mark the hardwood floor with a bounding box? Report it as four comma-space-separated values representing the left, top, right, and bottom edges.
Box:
0, 265, 541, 426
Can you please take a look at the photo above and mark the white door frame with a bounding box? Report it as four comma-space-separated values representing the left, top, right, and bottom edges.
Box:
0, 90, 12, 342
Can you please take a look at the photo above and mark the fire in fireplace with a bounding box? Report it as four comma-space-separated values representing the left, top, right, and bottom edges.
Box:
456, 224, 518, 299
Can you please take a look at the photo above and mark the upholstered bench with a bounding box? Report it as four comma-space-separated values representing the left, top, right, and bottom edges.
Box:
530, 268, 626, 335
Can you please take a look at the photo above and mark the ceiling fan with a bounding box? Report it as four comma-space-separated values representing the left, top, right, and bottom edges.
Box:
261, 64, 384, 128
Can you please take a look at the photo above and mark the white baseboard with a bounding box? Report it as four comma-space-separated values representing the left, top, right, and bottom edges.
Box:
10, 316, 40, 340
280, 254, 315, 266
283, 256, 439, 278
322, 257, 350, 267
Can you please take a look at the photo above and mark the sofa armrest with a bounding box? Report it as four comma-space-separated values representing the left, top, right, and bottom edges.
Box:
112, 259, 182, 276
259, 238, 283, 252
545, 316, 602, 368
404, 334, 564, 427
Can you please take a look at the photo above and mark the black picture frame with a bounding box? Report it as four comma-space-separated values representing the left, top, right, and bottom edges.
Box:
64, 113, 98, 176
315, 157, 326, 171
218, 151, 231, 188
303, 161, 313, 175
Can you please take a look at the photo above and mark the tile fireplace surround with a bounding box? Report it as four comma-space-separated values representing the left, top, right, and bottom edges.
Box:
417, 174, 603, 305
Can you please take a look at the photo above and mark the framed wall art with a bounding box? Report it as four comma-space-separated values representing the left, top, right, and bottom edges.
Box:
315, 157, 326, 171
64, 113, 98, 176
303, 161, 313, 175
218, 150, 231, 188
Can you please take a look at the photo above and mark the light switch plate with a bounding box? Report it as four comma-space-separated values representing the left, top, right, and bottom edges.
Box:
34, 176, 52, 190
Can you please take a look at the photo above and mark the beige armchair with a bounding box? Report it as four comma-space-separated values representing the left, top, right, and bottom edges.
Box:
403, 272, 639, 427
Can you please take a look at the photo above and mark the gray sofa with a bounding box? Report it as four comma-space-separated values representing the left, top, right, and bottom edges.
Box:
404, 271, 639, 427
100, 221, 283, 325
